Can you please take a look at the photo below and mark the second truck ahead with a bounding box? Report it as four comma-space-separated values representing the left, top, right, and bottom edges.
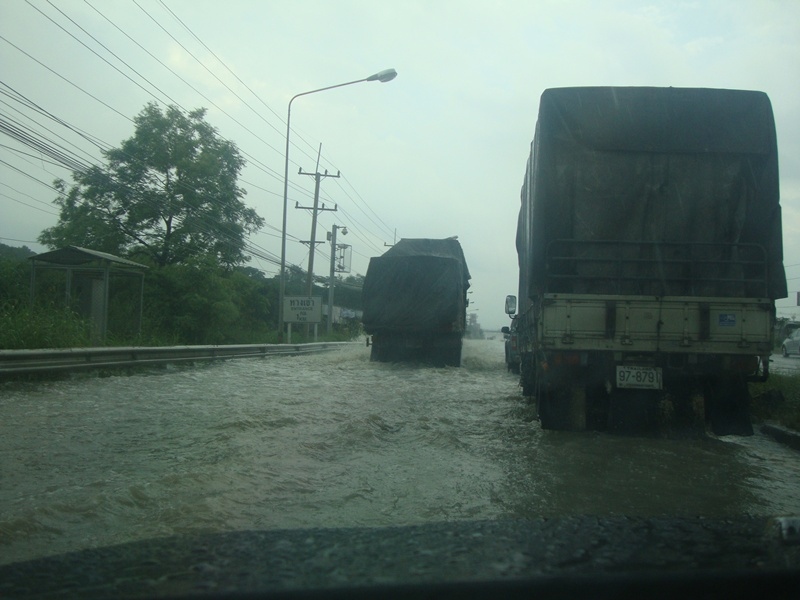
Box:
363, 238, 470, 367
508, 86, 786, 435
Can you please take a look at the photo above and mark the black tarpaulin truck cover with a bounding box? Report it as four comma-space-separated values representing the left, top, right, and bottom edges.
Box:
362, 238, 471, 333
518, 86, 786, 300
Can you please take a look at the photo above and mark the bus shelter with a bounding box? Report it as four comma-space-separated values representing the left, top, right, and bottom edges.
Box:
29, 246, 148, 343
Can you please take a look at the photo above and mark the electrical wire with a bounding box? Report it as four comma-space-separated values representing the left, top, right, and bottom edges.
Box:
2, 1, 398, 277
145, 0, 398, 248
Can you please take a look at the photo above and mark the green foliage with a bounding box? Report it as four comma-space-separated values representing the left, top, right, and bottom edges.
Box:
39, 103, 264, 268
0, 303, 92, 349
0, 242, 35, 261
0, 248, 363, 348
141, 257, 276, 345
334, 273, 365, 311
1, 257, 95, 348
0, 258, 30, 307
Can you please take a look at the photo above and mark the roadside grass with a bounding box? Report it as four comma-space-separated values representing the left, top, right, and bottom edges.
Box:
749, 373, 800, 431
1, 301, 361, 350
0, 304, 92, 349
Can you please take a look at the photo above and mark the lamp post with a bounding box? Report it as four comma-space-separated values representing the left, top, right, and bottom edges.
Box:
277, 68, 397, 341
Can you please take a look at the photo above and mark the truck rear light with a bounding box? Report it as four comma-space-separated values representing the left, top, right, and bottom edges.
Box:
552, 352, 582, 366
728, 355, 759, 373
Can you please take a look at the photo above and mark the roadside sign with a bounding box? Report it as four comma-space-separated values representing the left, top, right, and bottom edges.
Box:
283, 296, 322, 323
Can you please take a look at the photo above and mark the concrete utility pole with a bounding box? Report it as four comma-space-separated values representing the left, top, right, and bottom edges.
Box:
327, 224, 348, 334
296, 167, 339, 298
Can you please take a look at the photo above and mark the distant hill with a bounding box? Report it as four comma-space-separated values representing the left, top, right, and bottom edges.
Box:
0, 242, 37, 261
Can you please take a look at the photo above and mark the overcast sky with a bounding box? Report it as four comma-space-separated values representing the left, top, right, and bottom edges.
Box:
2, 0, 799, 329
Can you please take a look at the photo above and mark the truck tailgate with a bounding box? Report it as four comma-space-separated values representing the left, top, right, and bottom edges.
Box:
540, 294, 774, 354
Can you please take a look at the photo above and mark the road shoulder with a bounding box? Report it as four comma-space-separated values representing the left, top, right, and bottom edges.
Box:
761, 422, 800, 451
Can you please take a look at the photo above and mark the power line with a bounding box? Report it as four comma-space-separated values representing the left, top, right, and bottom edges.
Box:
0, 236, 41, 245
0, 157, 67, 194
0, 116, 92, 173
146, 0, 398, 248
0, 35, 133, 123
44, 0, 180, 107
0, 171, 62, 213
128, 3, 395, 253
2, 2, 393, 275
0, 142, 72, 171
129, 0, 289, 163
24, 0, 177, 107
0, 92, 109, 162
9, 1, 294, 210
0, 190, 59, 216
82, 0, 300, 193
152, 0, 337, 170
0, 81, 276, 268
0, 81, 114, 154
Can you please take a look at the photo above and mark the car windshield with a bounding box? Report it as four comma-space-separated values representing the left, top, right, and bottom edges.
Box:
1, 2, 799, 598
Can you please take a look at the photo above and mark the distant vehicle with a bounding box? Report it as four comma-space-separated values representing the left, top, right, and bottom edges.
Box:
777, 320, 800, 344
501, 322, 520, 374
362, 238, 471, 367
781, 329, 800, 357
501, 299, 520, 374
508, 86, 786, 435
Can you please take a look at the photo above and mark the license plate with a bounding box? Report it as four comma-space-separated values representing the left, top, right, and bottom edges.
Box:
616, 365, 662, 390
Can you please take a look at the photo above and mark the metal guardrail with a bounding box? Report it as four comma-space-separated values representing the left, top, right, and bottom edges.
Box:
0, 342, 358, 376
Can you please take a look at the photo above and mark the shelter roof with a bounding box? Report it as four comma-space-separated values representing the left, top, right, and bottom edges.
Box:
29, 246, 148, 269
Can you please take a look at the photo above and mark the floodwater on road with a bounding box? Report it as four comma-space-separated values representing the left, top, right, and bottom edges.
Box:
1, 338, 799, 565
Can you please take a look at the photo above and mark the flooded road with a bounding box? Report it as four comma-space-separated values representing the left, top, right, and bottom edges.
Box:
1, 338, 799, 565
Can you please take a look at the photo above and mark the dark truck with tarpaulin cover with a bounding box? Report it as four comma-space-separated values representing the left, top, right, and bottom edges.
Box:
363, 238, 471, 366
507, 86, 786, 434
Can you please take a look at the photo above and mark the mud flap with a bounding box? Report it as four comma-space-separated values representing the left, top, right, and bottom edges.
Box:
705, 375, 753, 436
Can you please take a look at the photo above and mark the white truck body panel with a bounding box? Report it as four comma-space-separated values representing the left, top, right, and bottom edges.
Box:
539, 294, 773, 355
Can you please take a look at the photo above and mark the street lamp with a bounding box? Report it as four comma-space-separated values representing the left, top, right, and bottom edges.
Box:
277, 68, 397, 341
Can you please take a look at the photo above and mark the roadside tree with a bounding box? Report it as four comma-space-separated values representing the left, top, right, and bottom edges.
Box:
40, 103, 264, 268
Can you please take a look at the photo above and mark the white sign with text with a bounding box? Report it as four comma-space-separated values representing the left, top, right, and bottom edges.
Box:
283, 296, 322, 323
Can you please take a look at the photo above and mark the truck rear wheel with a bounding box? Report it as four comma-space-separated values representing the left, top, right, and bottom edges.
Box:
538, 390, 563, 430
539, 383, 587, 431
705, 375, 753, 436
438, 344, 462, 368
369, 344, 384, 362
430, 334, 462, 367
520, 356, 536, 397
